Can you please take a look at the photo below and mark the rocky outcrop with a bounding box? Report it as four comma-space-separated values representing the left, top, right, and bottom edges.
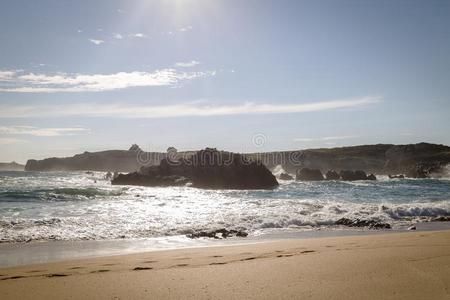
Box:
406, 162, 445, 178
296, 168, 324, 181
325, 170, 340, 180
279, 173, 294, 180
367, 174, 377, 180
335, 218, 391, 229
112, 148, 279, 190
0, 162, 24, 171
186, 228, 248, 239
339, 170, 372, 181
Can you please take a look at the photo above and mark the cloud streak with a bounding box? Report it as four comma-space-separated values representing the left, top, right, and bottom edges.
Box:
89, 39, 105, 45
0, 126, 90, 137
294, 135, 359, 142
131, 33, 146, 38
0, 69, 215, 93
0, 97, 380, 119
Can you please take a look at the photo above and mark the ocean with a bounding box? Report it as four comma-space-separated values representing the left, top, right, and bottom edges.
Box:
1, 170, 450, 244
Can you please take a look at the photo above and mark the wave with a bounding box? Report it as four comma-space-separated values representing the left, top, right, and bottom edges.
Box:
0, 187, 124, 202
1, 200, 449, 243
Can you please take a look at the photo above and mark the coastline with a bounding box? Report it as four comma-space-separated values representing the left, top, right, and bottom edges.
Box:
2, 221, 450, 268
1, 229, 450, 299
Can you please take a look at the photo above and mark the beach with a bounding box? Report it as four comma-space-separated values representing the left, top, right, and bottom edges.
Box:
1, 229, 449, 299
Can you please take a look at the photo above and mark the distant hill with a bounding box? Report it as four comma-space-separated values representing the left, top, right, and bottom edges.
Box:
0, 162, 25, 171
25, 143, 450, 175
246, 143, 450, 175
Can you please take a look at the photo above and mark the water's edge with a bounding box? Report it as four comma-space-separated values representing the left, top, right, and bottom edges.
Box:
2, 222, 450, 268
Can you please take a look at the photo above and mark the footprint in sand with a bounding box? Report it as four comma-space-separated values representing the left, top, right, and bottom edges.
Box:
1, 275, 26, 281
133, 267, 153, 271
45, 273, 68, 278
90, 269, 110, 273
175, 264, 189, 267
301, 250, 316, 254
242, 257, 257, 261
277, 254, 293, 258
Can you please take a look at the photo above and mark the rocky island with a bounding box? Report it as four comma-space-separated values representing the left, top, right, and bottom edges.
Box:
112, 148, 279, 190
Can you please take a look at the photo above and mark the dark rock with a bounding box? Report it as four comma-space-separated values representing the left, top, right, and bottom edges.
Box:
296, 168, 324, 181
187, 229, 248, 239
129, 144, 142, 152
406, 162, 444, 178
367, 174, 377, 180
325, 170, 340, 180
339, 170, 369, 181
112, 148, 278, 190
279, 173, 294, 180
335, 218, 391, 229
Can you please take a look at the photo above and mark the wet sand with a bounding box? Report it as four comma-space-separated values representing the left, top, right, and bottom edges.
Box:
1, 230, 450, 299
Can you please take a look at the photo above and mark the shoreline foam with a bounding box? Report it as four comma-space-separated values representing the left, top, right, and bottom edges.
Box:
2, 221, 450, 268
1, 229, 450, 299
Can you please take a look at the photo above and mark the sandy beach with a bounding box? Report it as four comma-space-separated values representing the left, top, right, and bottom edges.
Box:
1, 230, 449, 299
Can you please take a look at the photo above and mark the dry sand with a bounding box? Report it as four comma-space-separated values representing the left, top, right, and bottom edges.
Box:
1, 230, 450, 299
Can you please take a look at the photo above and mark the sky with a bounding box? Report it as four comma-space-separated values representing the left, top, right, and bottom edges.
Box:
0, 0, 449, 163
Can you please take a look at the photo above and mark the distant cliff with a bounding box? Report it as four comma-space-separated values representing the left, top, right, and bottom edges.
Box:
0, 162, 25, 171
249, 143, 450, 175
25, 143, 450, 175
25, 149, 165, 172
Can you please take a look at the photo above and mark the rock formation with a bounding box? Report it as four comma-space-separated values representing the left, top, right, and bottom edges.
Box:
325, 170, 340, 180
339, 170, 373, 181
335, 218, 391, 229
279, 173, 294, 180
25, 142, 450, 176
112, 148, 279, 190
296, 168, 324, 181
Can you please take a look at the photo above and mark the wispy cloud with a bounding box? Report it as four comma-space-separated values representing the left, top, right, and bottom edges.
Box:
0, 126, 90, 137
294, 135, 359, 142
175, 61, 200, 68
89, 39, 105, 45
0, 69, 215, 93
131, 33, 146, 38
0, 96, 380, 119
0, 70, 16, 81
113, 33, 123, 40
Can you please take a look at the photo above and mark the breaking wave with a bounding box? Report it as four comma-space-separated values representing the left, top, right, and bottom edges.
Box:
1, 171, 450, 243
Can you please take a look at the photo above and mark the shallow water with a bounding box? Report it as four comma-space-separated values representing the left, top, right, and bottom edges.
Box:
1, 171, 450, 243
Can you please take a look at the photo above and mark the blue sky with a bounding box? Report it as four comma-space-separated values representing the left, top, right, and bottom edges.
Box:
0, 0, 449, 163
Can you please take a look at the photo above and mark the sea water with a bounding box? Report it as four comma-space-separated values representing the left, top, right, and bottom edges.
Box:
1, 171, 450, 244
